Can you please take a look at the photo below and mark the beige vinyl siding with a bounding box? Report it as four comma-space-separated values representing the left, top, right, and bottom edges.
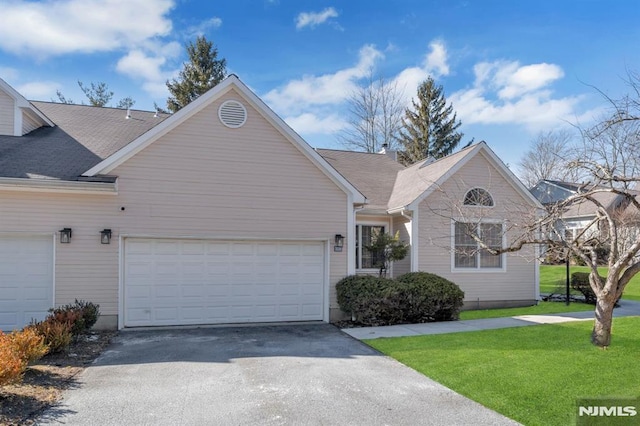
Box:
391, 215, 411, 277
0, 88, 351, 324
111, 89, 349, 318
21, 110, 41, 135
418, 152, 536, 304
0, 192, 120, 315
0, 91, 14, 136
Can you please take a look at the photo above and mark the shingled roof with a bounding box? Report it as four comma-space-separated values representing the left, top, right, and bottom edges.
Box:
317, 149, 404, 211
0, 101, 168, 180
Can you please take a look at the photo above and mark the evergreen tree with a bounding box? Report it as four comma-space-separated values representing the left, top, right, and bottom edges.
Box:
78, 81, 113, 107
55, 81, 134, 108
397, 77, 464, 164
166, 36, 227, 113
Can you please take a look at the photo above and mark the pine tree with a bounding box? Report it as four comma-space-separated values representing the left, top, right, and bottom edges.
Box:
165, 36, 227, 113
397, 77, 463, 164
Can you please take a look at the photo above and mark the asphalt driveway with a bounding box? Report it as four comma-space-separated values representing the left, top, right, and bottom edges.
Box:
41, 324, 518, 425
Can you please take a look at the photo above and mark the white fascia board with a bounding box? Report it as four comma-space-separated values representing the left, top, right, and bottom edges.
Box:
477, 145, 545, 209
224, 79, 366, 204
405, 144, 482, 211
83, 77, 239, 176
406, 142, 544, 211
0, 177, 117, 194
0, 78, 54, 127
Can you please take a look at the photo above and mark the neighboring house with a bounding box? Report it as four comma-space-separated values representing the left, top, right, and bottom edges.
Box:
0, 75, 541, 331
529, 179, 625, 241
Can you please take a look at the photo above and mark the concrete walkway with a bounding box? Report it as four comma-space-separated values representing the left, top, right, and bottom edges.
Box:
342, 299, 640, 340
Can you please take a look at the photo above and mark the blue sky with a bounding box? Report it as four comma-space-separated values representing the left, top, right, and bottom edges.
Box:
1, 0, 639, 171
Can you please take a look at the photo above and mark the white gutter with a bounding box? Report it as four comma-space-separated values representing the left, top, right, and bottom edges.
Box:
0, 177, 117, 194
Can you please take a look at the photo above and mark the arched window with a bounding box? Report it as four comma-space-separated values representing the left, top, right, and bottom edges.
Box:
463, 188, 494, 207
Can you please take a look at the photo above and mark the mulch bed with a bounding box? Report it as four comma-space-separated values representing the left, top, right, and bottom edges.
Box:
0, 331, 115, 426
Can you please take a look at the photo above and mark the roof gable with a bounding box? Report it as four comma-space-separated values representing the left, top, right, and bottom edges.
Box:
83, 75, 365, 203
396, 142, 543, 211
0, 78, 53, 136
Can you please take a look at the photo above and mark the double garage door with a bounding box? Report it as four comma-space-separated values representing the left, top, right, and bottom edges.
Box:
124, 238, 326, 327
0, 235, 53, 331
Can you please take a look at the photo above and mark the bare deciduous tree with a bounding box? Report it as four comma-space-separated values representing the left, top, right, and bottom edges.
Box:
517, 129, 580, 187
339, 71, 404, 153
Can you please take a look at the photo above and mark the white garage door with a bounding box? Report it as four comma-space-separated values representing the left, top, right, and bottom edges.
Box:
124, 239, 326, 327
0, 235, 54, 331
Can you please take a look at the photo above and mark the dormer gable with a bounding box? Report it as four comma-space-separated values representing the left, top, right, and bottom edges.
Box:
0, 78, 53, 136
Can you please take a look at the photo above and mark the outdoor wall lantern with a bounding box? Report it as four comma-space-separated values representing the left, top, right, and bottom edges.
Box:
334, 234, 344, 252
59, 228, 72, 244
100, 229, 112, 244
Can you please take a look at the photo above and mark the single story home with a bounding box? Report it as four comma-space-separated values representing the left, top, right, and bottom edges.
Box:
0, 75, 541, 331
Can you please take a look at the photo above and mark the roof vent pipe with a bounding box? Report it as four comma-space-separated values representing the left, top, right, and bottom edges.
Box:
126, 108, 131, 119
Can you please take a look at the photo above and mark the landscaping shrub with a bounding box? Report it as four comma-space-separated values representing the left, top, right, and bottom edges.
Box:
336, 272, 465, 325
336, 275, 399, 325
0, 332, 26, 386
396, 272, 465, 322
0, 328, 49, 386
74, 299, 100, 329
570, 272, 601, 304
8, 327, 49, 363
49, 299, 101, 336
32, 319, 73, 353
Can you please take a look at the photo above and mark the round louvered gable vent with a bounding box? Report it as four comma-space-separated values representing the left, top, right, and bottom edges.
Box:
218, 100, 247, 128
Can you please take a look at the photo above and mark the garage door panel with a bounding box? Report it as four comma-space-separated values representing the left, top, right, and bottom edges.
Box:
0, 236, 53, 331
124, 239, 325, 327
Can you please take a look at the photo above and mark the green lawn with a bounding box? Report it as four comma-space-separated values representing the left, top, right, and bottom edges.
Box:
366, 317, 640, 426
459, 301, 593, 320
540, 265, 640, 301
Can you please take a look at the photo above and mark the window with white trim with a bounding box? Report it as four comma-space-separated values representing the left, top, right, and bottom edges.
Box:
463, 188, 494, 207
454, 221, 503, 269
355, 225, 385, 269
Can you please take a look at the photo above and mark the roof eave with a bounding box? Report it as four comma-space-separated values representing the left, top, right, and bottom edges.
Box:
0, 177, 117, 194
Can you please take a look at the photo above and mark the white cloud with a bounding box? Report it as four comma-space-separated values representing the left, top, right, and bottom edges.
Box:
0, 0, 174, 57
392, 40, 449, 103
115, 41, 181, 99
0, 67, 19, 82
295, 7, 339, 30
450, 60, 580, 129
424, 40, 449, 77
284, 113, 347, 134
263, 44, 383, 114
187, 17, 223, 37
16, 81, 60, 99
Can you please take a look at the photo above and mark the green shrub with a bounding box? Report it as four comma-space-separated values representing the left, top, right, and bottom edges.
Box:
336, 272, 465, 325
396, 272, 465, 322
32, 319, 73, 353
74, 300, 100, 329
336, 275, 402, 325
571, 272, 602, 304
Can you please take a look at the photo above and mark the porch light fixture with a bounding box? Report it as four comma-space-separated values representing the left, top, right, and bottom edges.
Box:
100, 229, 112, 244
334, 234, 344, 252
59, 228, 72, 244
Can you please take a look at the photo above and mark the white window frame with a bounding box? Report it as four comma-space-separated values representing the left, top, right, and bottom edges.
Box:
463, 187, 495, 208
355, 221, 389, 273
450, 219, 506, 273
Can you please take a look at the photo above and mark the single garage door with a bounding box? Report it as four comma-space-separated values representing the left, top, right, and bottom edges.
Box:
0, 235, 54, 331
124, 238, 326, 327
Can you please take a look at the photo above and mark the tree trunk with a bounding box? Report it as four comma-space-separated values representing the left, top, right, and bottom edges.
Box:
591, 295, 616, 347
